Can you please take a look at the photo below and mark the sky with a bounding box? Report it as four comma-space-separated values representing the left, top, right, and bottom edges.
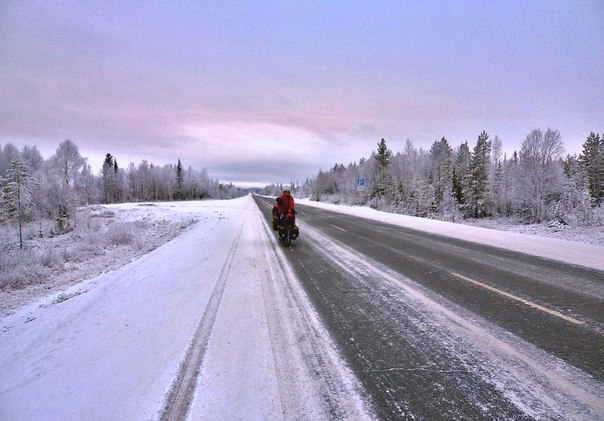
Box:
1, 1, 603, 187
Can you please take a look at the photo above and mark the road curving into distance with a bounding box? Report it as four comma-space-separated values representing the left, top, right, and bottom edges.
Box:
254, 195, 604, 420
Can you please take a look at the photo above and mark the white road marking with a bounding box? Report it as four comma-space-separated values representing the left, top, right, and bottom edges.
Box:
451, 272, 584, 326
330, 224, 347, 232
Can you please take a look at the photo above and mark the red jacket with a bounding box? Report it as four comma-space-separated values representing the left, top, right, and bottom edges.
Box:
276, 193, 295, 213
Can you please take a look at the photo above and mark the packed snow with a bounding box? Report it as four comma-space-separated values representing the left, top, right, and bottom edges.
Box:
1, 194, 603, 420
0, 196, 373, 420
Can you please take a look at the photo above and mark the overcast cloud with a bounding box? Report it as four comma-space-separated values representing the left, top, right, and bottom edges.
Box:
1, 1, 603, 187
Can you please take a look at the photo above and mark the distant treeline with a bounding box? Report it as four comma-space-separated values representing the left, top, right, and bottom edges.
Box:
0, 140, 245, 232
282, 130, 604, 226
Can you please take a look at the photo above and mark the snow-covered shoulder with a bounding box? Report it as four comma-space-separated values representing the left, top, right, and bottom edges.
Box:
298, 199, 604, 271
0, 195, 373, 420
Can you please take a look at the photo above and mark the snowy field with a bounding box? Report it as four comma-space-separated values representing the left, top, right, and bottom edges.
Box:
1, 195, 603, 420
0, 202, 201, 315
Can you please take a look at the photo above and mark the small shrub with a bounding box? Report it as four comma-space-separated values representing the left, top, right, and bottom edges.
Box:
0, 247, 52, 291
107, 223, 134, 245
61, 247, 76, 262
37, 248, 65, 269
135, 236, 146, 251
1, 265, 51, 290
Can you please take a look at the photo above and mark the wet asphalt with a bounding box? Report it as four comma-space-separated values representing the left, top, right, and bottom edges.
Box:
254, 196, 604, 420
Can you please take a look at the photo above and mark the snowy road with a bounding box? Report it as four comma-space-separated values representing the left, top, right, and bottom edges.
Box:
255, 196, 604, 419
1, 197, 373, 420
2, 195, 603, 420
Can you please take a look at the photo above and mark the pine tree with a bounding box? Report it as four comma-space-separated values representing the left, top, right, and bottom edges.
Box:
466, 131, 492, 218
578, 132, 604, 205
1, 158, 37, 249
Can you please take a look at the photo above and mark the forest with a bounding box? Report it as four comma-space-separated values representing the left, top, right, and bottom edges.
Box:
265, 130, 604, 227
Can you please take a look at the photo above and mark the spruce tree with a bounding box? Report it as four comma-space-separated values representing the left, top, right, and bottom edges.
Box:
175, 158, 184, 200
102, 153, 116, 204
372, 138, 393, 203
578, 132, 604, 205
429, 137, 453, 210
466, 131, 492, 218
453, 141, 471, 205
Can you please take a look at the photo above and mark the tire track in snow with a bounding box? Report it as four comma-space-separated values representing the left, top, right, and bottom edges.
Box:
253, 198, 375, 420
160, 218, 245, 421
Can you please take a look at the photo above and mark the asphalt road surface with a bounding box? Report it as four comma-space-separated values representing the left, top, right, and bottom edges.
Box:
254, 196, 604, 420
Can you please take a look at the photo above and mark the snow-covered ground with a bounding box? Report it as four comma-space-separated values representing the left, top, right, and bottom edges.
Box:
1, 195, 603, 420
0, 202, 201, 315
0, 196, 373, 420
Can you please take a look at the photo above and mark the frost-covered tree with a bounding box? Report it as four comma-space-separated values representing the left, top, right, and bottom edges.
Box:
488, 136, 503, 213
0, 143, 21, 178
578, 132, 604, 205
20, 145, 44, 172
465, 131, 492, 218
428, 137, 453, 211
49, 140, 86, 229
76, 163, 100, 205
50, 140, 86, 197
491, 153, 519, 216
555, 157, 593, 226
174, 158, 184, 200
372, 138, 394, 204
517, 129, 565, 222
453, 141, 471, 206
1, 158, 37, 248
439, 180, 462, 221
408, 179, 435, 217
102, 153, 117, 203
391, 140, 420, 204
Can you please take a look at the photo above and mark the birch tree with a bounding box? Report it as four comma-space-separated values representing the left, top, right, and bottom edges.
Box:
49, 140, 86, 230
518, 129, 565, 222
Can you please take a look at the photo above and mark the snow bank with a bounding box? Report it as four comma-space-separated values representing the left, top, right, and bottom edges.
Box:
298, 199, 604, 271
0, 198, 251, 420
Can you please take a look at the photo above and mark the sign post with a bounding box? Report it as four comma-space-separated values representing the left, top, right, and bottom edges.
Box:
356, 178, 365, 191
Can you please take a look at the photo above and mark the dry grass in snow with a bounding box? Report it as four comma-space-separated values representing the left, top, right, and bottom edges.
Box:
0, 203, 198, 315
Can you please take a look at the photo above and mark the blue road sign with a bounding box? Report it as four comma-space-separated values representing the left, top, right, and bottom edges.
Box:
357, 178, 365, 190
